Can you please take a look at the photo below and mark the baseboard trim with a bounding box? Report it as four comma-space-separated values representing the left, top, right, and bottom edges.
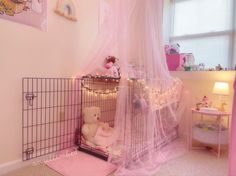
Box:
0, 159, 27, 175
0, 148, 77, 175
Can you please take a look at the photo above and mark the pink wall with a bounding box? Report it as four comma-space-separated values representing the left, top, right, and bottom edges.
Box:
229, 76, 236, 176
0, 0, 100, 171
0, 0, 79, 166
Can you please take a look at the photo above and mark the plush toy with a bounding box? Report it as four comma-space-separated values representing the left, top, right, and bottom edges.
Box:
82, 106, 114, 151
104, 56, 120, 78
133, 94, 148, 113
216, 64, 223, 71
165, 43, 180, 54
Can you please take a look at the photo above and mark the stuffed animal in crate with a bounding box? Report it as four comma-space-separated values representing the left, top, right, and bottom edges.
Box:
82, 106, 114, 151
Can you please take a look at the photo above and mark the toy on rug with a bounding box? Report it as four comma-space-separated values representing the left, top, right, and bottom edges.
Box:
103, 56, 120, 78
82, 106, 114, 152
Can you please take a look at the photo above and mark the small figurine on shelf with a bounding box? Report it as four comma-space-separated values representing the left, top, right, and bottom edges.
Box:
201, 96, 212, 107
191, 65, 199, 71
208, 68, 215, 71
196, 102, 202, 111
218, 102, 227, 112
216, 64, 223, 71
199, 63, 205, 71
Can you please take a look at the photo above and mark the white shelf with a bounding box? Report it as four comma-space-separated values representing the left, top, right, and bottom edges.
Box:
193, 126, 228, 145
191, 108, 230, 157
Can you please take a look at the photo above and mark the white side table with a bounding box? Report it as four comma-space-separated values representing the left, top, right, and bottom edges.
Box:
190, 108, 230, 158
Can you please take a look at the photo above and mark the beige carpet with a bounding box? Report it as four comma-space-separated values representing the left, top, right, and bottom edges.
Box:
154, 150, 228, 176
3, 150, 228, 176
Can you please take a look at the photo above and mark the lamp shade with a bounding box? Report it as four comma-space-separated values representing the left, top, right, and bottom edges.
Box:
212, 82, 229, 95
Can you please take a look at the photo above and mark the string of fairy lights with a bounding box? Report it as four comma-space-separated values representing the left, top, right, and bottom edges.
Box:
81, 76, 182, 109
148, 78, 182, 110
126, 78, 182, 110
81, 82, 119, 97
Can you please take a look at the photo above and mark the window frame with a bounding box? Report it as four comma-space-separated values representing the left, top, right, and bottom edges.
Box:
168, 0, 236, 67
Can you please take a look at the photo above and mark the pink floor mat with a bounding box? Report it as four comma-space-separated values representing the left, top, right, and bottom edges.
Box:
45, 151, 117, 176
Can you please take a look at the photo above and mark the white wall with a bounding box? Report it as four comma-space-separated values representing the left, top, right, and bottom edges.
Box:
0, 0, 82, 165
74, 0, 100, 73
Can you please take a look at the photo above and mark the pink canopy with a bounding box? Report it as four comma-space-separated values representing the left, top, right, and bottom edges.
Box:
79, 0, 187, 175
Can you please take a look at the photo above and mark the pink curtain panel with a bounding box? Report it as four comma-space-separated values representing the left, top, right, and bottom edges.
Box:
229, 76, 236, 176
77, 0, 188, 175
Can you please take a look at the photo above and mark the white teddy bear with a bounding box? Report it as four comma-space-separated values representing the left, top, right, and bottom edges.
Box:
82, 107, 114, 151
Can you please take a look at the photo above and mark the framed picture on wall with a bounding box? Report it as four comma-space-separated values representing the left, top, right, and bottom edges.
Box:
55, 0, 77, 22
0, 0, 47, 31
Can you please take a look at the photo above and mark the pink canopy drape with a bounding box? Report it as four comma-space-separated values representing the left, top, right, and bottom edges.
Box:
79, 0, 187, 175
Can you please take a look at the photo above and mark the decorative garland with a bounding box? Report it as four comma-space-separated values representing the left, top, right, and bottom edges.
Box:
126, 78, 182, 110
83, 75, 120, 82
81, 82, 119, 96
81, 77, 182, 110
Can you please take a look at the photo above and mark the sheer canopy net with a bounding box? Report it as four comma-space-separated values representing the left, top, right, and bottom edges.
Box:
79, 0, 188, 175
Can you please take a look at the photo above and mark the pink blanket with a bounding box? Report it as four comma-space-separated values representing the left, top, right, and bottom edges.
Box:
46, 151, 117, 176
94, 126, 115, 147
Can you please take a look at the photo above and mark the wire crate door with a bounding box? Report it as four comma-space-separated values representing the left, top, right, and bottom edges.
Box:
79, 77, 119, 160
22, 78, 81, 161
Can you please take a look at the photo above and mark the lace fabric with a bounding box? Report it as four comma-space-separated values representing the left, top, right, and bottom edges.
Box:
78, 0, 188, 175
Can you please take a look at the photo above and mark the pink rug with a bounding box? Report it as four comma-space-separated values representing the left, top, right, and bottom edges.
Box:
45, 151, 117, 176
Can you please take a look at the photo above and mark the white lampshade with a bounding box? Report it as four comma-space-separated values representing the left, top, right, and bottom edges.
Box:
212, 82, 229, 96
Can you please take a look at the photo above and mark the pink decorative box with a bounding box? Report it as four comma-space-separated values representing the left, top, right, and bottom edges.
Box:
166, 54, 186, 71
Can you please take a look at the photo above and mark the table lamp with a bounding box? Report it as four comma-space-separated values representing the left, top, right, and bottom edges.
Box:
212, 82, 229, 112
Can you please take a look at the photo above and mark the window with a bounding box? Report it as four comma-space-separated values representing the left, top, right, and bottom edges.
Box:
169, 0, 235, 68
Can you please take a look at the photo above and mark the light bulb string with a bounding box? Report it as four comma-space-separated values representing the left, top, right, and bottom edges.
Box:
81, 82, 119, 95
